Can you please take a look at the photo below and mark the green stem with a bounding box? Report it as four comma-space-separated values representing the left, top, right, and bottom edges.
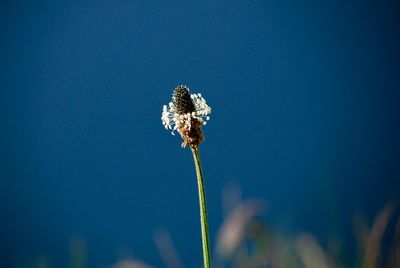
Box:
190, 146, 211, 268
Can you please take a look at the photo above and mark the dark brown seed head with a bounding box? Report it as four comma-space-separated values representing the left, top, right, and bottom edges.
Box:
173, 85, 196, 114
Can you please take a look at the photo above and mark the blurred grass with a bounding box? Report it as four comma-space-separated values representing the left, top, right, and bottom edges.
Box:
18, 190, 399, 268
211, 193, 398, 268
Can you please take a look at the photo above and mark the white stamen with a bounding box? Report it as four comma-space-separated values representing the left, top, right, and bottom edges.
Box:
161, 90, 211, 137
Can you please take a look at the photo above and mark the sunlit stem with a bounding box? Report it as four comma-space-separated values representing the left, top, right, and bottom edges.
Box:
190, 145, 211, 268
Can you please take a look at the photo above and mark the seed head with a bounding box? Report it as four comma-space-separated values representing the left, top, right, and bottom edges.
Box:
161, 85, 211, 148
173, 85, 196, 114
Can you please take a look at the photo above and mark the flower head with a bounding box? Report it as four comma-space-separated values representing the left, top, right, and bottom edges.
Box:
161, 85, 211, 148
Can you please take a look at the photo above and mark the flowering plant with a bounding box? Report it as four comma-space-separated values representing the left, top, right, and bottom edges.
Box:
161, 85, 212, 268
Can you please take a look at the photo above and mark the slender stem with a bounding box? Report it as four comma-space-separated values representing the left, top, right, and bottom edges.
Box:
190, 146, 211, 268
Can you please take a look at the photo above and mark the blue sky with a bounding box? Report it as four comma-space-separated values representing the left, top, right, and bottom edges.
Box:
1, 0, 399, 266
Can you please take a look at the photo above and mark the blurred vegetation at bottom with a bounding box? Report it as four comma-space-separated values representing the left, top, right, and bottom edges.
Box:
19, 187, 400, 268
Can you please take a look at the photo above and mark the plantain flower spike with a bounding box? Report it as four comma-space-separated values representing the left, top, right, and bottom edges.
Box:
161, 85, 211, 148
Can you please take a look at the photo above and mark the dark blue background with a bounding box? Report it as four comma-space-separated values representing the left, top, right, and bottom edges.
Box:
1, 0, 399, 266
